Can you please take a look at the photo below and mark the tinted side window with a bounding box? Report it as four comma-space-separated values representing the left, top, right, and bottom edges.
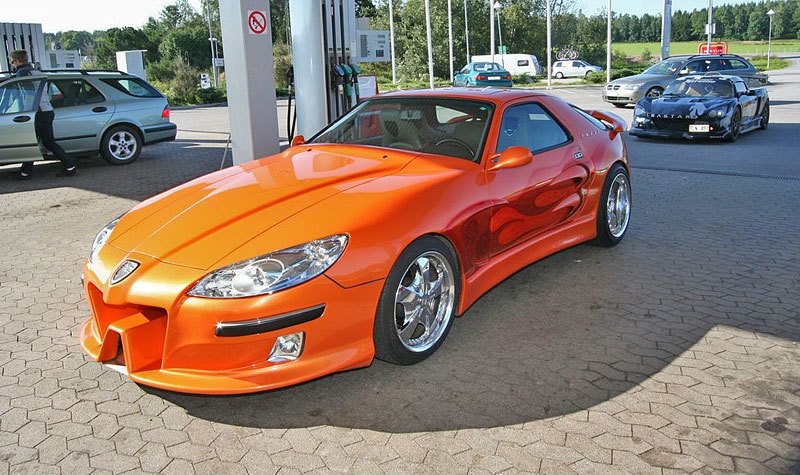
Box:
684, 60, 707, 73
48, 79, 105, 108
573, 61, 583, 67
101, 78, 161, 98
554, 61, 562, 68
0, 80, 42, 114
570, 105, 609, 130
733, 81, 747, 94
729, 59, 749, 70
496, 103, 570, 154
517, 59, 529, 66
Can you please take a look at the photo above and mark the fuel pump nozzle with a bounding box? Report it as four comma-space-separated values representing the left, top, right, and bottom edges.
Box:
349, 63, 362, 103
340, 64, 353, 110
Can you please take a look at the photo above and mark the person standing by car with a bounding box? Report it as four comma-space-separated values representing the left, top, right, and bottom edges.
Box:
8, 50, 77, 180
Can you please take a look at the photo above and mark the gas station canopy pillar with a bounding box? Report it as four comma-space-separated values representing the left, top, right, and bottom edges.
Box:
289, 0, 328, 138
219, 0, 281, 164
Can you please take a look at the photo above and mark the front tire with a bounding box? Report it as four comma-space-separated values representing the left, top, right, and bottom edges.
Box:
645, 87, 663, 99
374, 236, 460, 365
101, 125, 142, 165
592, 163, 631, 247
555, 72, 564, 79
725, 108, 742, 142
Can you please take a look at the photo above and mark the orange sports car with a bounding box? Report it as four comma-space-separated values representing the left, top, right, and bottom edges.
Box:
80, 88, 631, 394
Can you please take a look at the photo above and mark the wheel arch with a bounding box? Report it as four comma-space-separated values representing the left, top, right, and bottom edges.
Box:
419, 232, 466, 316
97, 121, 145, 151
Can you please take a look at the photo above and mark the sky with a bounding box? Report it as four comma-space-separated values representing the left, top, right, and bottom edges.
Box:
576, 0, 755, 16
2, 0, 761, 33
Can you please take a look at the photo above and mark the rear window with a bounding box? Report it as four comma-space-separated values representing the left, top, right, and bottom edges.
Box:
517, 59, 529, 66
101, 78, 162, 98
571, 105, 610, 130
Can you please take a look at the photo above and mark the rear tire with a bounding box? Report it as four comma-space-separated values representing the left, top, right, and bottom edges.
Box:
101, 125, 142, 165
759, 102, 769, 130
592, 163, 631, 247
555, 72, 564, 79
374, 236, 460, 365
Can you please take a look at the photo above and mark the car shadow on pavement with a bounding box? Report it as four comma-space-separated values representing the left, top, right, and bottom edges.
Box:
149, 170, 800, 434
0, 138, 228, 201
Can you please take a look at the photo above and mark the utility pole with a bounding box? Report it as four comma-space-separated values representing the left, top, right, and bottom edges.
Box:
205, 0, 218, 87
464, 0, 470, 64
660, 0, 671, 60
448, 0, 454, 82
490, 0, 495, 63
424, 0, 434, 89
546, 0, 552, 88
606, 0, 611, 84
707, 0, 713, 52
389, 0, 396, 83
767, 9, 775, 69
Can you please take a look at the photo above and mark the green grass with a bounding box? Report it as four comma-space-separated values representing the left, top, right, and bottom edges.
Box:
748, 55, 790, 71
613, 39, 800, 58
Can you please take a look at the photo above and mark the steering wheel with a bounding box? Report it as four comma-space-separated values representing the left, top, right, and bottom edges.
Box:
434, 138, 475, 157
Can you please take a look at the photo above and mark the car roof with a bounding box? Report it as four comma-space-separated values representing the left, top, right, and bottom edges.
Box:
665, 54, 748, 61
2, 70, 141, 81
379, 87, 551, 105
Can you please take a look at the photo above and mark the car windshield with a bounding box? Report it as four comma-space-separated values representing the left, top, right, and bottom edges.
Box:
473, 62, 504, 72
311, 97, 495, 161
643, 59, 686, 75
663, 77, 734, 98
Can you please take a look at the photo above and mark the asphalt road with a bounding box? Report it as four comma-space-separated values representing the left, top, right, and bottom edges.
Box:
0, 57, 799, 473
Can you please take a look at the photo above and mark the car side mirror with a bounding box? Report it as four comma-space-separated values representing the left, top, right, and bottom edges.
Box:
291, 135, 305, 147
488, 146, 533, 171
745, 89, 757, 96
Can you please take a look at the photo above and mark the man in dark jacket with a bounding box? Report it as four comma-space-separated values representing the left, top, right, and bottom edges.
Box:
9, 49, 77, 180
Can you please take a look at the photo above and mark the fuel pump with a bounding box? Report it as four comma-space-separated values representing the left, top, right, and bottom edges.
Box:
331, 64, 345, 117
340, 64, 353, 111
349, 63, 361, 103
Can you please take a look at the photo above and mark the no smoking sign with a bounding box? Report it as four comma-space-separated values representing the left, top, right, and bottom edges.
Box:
247, 10, 268, 35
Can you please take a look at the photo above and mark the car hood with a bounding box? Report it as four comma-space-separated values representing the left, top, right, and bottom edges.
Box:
109, 145, 418, 270
643, 96, 734, 117
612, 73, 669, 85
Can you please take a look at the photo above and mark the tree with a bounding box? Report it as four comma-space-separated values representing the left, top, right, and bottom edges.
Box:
94, 27, 153, 69
746, 9, 769, 41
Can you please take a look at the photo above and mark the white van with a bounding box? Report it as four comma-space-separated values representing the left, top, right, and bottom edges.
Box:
471, 54, 542, 76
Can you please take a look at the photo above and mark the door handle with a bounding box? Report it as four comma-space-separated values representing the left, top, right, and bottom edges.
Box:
13, 115, 31, 123
92, 106, 107, 113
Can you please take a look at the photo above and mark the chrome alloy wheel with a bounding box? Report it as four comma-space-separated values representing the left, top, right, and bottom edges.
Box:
108, 131, 138, 161
394, 251, 455, 353
606, 173, 631, 238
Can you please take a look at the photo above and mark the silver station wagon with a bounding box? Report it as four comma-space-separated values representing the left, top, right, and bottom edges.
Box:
0, 70, 176, 166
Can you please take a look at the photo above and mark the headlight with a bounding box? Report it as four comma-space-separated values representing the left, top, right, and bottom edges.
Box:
623, 83, 643, 90
188, 234, 348, 298
709, 109, 725, 118
89, 217, 121, 263
634, 106, 646, 116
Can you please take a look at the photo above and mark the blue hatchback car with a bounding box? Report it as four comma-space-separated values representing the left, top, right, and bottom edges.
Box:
453, 62, 513, 87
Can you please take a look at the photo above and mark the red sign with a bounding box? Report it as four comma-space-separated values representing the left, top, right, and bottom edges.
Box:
248, 10, 268, 35
698, 42, 728, 55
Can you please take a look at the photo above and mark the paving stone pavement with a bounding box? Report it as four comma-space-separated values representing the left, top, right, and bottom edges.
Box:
1, 122, 800, 474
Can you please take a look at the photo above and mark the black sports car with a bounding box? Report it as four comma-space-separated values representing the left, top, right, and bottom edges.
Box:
630, 73, 769, 142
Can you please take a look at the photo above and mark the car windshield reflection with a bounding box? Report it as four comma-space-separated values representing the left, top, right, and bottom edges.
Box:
311, 97, 495, 162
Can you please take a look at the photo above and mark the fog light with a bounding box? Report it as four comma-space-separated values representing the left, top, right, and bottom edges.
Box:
268, 332, 304, 362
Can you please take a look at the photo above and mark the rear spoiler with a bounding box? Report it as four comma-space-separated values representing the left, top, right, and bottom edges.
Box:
586, 110, 627, 139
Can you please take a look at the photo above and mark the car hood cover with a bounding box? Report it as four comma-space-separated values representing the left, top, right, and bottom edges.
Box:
110, 146, 417, 269
645, 97, 733, 118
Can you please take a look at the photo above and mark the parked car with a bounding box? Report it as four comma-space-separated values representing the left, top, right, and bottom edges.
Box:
630, 73, 769, 142
0, 70, 176, 166
79, 88, 631, 394
603, 54, 767, 107
471, 54, 542, 76
552, 60, 603, 78
453, 62, 512, 87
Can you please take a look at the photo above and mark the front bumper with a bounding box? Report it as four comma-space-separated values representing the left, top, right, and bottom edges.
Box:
603, 87, 643, 105
629, 117, 729, 140
79, 244, 381, 394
